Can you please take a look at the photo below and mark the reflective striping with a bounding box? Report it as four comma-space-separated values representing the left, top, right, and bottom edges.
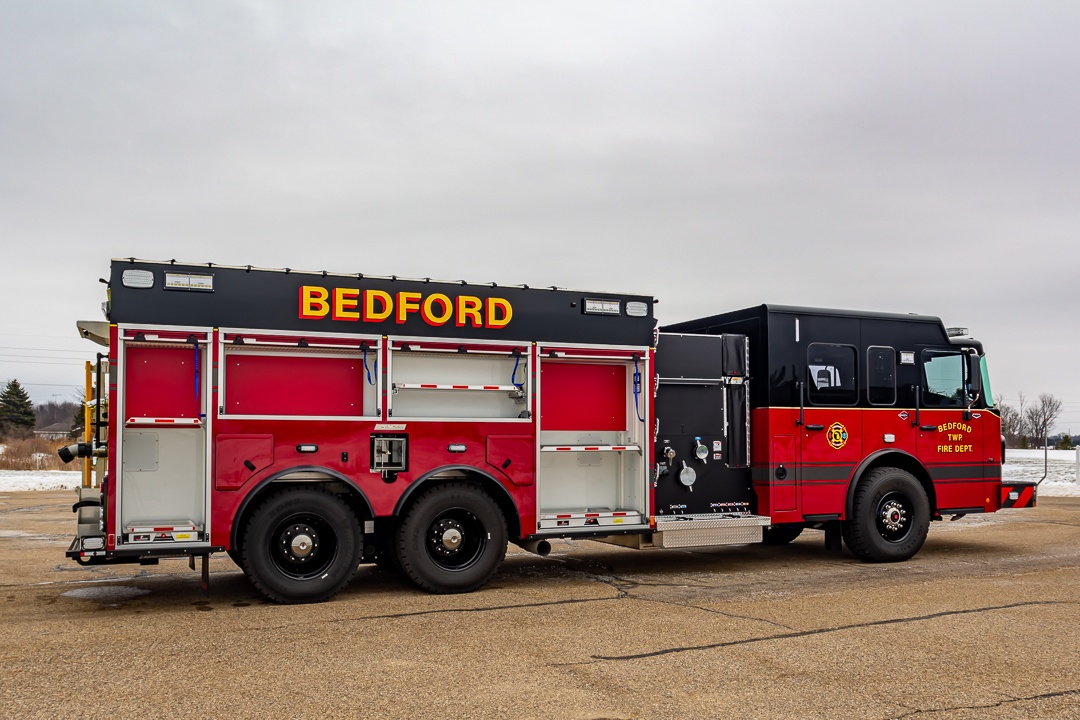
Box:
539, 445, 640, 453
394, 383, 518, 391
1001, 484, 1037, 508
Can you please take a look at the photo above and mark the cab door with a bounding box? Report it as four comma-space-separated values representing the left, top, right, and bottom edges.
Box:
915, 346, 985, 511
799, 341, 863, 517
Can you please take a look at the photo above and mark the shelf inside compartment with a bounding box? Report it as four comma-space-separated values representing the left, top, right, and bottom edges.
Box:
123, 519, 206, 544
538, 509, 645, 530
537, 442, 646, 522
394, 383, 522, 392
390, 352, 528, 419
125, 417, 203, 427
540, 444, 641, 453
120, 426, 206, 534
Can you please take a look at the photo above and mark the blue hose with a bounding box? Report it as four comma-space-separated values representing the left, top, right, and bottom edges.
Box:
511, 352, 525, 390
362, 345, 377, 385
633, 356, 645, 422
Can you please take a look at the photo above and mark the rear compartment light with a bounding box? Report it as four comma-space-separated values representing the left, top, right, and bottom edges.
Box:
82, 537, 104, 551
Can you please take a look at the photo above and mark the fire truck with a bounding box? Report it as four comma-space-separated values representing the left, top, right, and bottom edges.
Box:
61, 259, 1035, 603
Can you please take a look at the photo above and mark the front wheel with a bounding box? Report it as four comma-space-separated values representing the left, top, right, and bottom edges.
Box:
843, 467, 930, 562
241, 486, 362, 604
396, 483, 507, 594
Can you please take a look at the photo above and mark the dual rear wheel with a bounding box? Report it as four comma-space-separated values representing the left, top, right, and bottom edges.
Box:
241, 483, 507, 603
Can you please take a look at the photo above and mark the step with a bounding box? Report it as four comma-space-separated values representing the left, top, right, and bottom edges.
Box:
653, 513, 771, 548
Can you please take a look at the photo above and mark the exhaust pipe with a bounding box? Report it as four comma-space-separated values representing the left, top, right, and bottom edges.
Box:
516, 539, 551, 557
58, 442, 107, 464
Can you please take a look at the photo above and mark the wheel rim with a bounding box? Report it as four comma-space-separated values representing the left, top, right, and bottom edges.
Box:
875, 491, 912, 543
270, 513, 339, 579
425, 507, 486, 572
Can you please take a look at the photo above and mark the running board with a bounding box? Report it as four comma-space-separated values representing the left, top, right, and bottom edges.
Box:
593, 514, 772, 550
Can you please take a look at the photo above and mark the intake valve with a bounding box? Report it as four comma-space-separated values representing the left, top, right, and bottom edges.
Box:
679, 461, 696, 491
693, 436, 709, 464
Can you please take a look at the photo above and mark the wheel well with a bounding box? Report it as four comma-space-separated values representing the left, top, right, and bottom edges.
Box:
230, 468, 374, 554
847, 452, 936, 518
394, 467, 521, 541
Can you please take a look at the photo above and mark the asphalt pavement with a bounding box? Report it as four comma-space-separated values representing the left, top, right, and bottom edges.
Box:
1, 490, 1078, 719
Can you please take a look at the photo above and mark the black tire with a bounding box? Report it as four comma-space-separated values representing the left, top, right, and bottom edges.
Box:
843, 467, 930, 562
396, 483, 507, 594
762, 523, 804, 545
227, 547, 242, 568
241, 486, 362, 604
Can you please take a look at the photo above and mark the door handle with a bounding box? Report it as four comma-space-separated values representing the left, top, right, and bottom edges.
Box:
919, 425, 936, 431
805, 424, 825, 431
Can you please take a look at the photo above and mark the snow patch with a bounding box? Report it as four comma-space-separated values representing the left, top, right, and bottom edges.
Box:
1003, 449, 1080, 497
0, 471, 82, 491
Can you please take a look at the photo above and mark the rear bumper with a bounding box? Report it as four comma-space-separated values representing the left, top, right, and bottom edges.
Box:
67, 536, 223, 565
1001, 482, 1037, 509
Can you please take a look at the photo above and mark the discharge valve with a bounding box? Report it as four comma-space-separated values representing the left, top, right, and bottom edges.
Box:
679, 461, 696, 491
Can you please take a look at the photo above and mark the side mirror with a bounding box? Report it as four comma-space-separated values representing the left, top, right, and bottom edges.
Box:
965, 351, 982, 404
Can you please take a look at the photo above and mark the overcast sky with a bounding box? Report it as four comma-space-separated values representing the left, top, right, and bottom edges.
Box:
1, 1, 1078, 431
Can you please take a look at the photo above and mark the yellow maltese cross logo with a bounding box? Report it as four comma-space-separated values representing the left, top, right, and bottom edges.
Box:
827, 422, 849, 450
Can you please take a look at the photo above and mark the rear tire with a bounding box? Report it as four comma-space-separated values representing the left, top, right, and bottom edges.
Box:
241, 486, 362, 604
843, 467, 929, 562
396, 483, 507, 594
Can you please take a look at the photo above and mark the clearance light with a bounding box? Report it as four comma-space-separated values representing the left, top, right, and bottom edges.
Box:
583, 298, 621, 316
121, 269, 154, 288
946, 327, 970, 337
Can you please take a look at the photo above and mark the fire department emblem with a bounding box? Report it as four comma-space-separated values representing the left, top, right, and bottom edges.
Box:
827, 422, 849, 450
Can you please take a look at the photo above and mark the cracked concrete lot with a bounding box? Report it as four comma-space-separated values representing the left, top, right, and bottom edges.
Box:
1, 491, 1078, 720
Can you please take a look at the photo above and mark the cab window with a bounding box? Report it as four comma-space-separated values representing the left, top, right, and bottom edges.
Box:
921, 349, 966, 407
808, 343, 857, 406
867, 346, 895, 406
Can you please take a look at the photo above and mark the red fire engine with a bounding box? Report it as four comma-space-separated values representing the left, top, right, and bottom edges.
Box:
61, 259, 1035, 603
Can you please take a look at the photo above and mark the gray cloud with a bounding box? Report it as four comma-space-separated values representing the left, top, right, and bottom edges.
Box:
1, 1, 1078, 427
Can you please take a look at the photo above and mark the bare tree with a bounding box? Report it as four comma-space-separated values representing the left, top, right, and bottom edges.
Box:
996, 393, 1023, 447
1016, 391, 1029, 446
1023, 393, 1064, 448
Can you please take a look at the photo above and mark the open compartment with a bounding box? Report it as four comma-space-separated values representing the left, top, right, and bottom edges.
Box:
536, 352, 649, 530
388, 341, 529, 420
118, 330, 212, 546
219, 332, 379, 418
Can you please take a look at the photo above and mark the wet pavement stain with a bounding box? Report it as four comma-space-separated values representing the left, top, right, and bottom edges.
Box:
61, 586, 151, 607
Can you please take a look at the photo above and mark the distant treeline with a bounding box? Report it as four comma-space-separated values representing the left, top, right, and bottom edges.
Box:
35, 400, 81, 431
